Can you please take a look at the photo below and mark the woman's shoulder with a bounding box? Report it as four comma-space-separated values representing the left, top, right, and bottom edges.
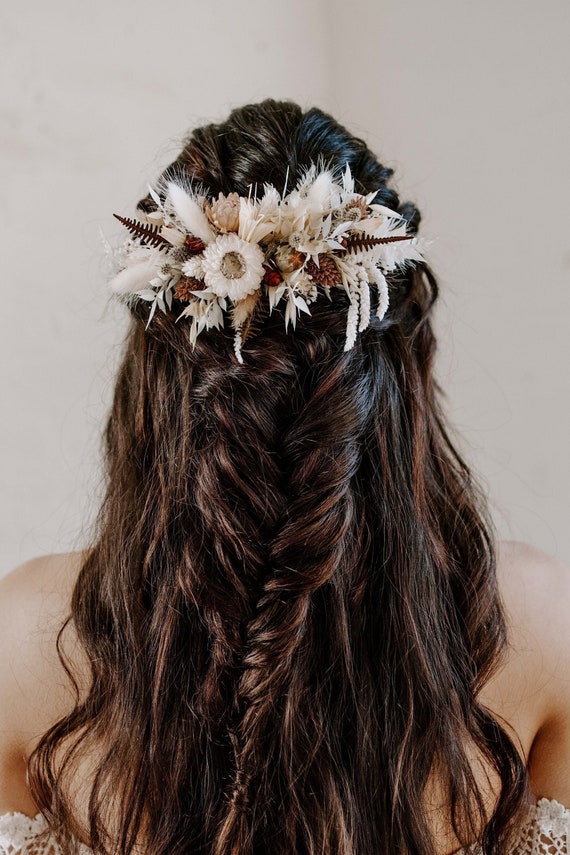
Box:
0, 541, 569, 794
0, 551, 90, 752
1, 541, 569, 731
491, 539, 570, 734
1, 541, 569, 705
496, 538, 570, 626
0, 551, 90, 815
496, 538, 570, 661
490, 540, 570, 801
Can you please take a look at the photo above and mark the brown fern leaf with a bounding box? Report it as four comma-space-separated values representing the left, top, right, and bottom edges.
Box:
113, 214, 171, 250
339, 233, 414, 255
241, 290, 270, 345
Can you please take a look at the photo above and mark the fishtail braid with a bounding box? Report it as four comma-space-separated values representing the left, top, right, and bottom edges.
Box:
212, 339, 376, 855
187, 347, 302, 731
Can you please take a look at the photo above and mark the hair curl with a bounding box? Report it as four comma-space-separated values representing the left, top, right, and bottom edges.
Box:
28, 99, 530, 854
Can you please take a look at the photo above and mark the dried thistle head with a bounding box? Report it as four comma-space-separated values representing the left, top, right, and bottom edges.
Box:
342, 197, 369, 222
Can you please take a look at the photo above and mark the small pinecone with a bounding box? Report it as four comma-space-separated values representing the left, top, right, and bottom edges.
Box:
262, 266, 283, 287
305, 255, 340, 287
174, 276, 204, 301
185, 236, 206, 253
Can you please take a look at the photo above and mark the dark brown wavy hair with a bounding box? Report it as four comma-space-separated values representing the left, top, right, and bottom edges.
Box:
28, 99, 531, 854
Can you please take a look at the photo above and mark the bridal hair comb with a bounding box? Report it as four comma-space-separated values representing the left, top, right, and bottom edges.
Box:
109, 162, 427, 363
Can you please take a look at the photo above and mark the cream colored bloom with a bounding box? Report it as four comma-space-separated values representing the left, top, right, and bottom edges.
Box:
201, 233, 265, 301
206, 192, 240, 232
182, 256, 205, 279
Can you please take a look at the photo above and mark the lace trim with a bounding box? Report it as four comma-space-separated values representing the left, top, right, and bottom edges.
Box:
0, 810, 92, 855
0, 811, 51, 854
0, 798, 568, 854
513, 798, 570, 855
449, 798, 570, 854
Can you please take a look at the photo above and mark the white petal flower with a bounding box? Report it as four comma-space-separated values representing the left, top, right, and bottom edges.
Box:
257, 185, 281, 221
201, 233, 265, 302
111, 165, 430, 352
368, 202, 405, 220
266, 282, 288, 314
238, 198, 275, 243
144, 210, 165, 226
182, 256, 206, 278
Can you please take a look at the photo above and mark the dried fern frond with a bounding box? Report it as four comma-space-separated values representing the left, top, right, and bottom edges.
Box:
113, 214, 171, 250
241, 290, 269, 345
339, 233, 414, 255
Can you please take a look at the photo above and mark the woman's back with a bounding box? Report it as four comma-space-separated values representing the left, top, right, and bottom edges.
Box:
2, 100, 568, 854
1, 539, 569, 853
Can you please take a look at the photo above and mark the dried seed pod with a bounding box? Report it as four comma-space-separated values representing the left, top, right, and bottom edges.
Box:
305, 255, 340, 287
262, 267, 283, 287
274, 245, 305, 272
174, 277, 205, 301
185, 236, 206, 253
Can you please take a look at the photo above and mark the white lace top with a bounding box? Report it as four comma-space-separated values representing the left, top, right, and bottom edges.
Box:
0, 798, 568, 854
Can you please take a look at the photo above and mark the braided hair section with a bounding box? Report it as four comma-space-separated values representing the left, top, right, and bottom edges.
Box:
211, 334, 376, 854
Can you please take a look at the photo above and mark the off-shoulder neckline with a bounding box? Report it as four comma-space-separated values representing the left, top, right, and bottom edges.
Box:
0, 810, 46, 824
1, 797, 569, 850
1, 798, 569, 824
446, 797, 570, 855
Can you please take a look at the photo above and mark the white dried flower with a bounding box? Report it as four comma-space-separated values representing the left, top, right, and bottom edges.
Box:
110, 165, 428, 355
206, 192, 240, 232
182, 256, 206, 279
201, 233, 265, 302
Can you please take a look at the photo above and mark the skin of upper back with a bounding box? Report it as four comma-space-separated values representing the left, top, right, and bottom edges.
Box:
0, 540, 569, 846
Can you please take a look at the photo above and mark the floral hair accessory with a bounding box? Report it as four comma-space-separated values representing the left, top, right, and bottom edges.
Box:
109, 163, 427, 363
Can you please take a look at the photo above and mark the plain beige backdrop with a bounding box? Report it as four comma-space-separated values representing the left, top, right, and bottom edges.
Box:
1, 0, 568, 574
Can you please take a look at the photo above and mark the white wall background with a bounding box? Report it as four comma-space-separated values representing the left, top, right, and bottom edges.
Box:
1, 0, 568, 574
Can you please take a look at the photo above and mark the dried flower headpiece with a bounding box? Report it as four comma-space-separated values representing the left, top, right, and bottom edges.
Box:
110, 163, 427, 363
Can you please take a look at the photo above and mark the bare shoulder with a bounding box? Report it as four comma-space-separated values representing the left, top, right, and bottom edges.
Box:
496, 538, 570, 617
0, 551, 88, 751
486, 539, 570, 800
495, 539, 570, 714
